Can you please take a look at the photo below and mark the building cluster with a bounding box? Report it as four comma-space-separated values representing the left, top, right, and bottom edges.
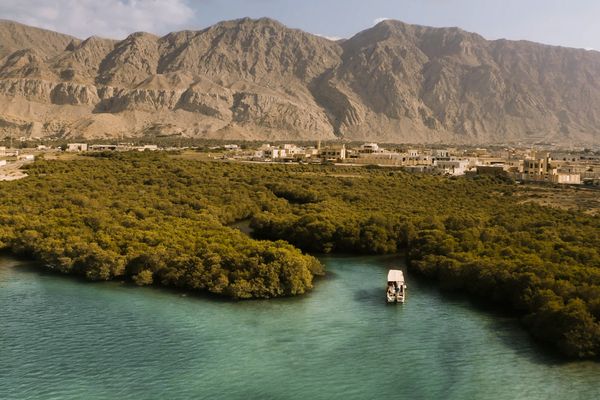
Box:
0, 143, 161, 166
0, 146, 35, 163
241, 143, 600, 186
2, 141, 600, 186
67, 144, 159, 152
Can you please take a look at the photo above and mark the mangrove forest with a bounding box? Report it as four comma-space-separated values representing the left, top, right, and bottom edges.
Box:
1, 151, 600, 358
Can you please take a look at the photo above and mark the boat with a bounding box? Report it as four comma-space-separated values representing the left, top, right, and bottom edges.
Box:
386, 270, 406, 303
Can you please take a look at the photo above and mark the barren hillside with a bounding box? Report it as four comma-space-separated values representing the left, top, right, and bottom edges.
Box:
1, 18, 600, 144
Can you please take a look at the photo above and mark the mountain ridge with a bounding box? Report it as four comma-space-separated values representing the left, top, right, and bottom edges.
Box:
1, 18, 599, 144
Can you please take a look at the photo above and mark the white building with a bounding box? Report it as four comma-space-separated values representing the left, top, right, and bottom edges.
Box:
136, 145, 158, 151
434, 159, 470, 175
66, 143, 88, 152
263, 148, 286, 160
359, 143, 380, 154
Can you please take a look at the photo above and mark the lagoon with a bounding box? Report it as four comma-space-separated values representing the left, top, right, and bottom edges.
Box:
1, 254, 599, 399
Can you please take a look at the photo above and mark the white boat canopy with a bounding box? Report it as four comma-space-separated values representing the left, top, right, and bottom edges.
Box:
387, 270, 404, 283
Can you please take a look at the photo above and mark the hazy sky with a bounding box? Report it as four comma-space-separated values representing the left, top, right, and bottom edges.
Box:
1, 0, 598, 50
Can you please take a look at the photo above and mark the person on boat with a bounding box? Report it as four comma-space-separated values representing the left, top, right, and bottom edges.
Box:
388, 284, 394, 298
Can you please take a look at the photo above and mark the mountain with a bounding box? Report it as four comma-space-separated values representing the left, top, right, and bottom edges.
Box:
1, 17, 600, 144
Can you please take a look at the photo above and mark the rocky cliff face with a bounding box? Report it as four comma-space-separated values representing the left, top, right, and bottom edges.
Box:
1, 18, 600, 144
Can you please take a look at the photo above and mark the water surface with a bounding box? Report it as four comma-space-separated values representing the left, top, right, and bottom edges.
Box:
1, 255, 598, 399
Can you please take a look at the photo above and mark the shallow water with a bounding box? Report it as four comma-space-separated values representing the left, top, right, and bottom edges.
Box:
1, 254, 598, 400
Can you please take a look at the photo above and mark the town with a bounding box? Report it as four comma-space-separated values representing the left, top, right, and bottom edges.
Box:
3, 140, 598, 186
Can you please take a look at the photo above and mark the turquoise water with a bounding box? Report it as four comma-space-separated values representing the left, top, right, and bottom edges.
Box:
1, 254, 599, 400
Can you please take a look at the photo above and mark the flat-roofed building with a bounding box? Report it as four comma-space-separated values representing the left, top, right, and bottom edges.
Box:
67, 143, 88, 152
431, 149, 450, 158
352, 152, 403, 165
136, 145, 158, 151
435, 159, 470, 175
492, 150, 511, 159
318, 144, 346, 160
550, 153, 581, 163
263, 148, 286, 160
90, 145, 117, 151
476, 165, 508, 176
559, 165, 587, 175
358, 143, 380, 154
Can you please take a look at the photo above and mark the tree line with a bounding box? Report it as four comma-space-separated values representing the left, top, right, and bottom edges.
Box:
1, 152, 322, 299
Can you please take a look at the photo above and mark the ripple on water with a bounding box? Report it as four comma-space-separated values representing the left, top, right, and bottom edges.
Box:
1, 255, 599, 400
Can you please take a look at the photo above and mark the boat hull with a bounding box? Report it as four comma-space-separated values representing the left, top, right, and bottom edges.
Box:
387, 294, 405, 303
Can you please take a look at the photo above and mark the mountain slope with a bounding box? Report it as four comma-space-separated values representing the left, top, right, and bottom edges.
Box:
1, 18, 600, 144
0, 20, 75, 61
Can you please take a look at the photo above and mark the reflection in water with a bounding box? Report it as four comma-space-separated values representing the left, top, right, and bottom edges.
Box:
227, 219, 255, 238
0, 254, 598, 400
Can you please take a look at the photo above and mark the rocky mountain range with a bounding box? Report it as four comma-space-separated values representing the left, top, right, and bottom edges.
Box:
1, 17, 600, 144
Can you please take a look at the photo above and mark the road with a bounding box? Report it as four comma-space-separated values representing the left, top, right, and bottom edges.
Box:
0, 160, 32, 181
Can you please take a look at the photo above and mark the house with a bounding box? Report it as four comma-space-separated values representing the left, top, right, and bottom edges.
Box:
550, 153, 581, 163
353, 152, 404, 165
559, 165, 588, 175
136, 145, 158, 151
263, 148, 286, 160
476, 165, 508, 176
435, 159, 470, 175
359, 143, 379, 154
491, 150, 511, 159
405, 165, 438, 174
90, 145, 118, 151
318, 144, 346, 160
303, 148, 319, 157
405, 152, 432, 166
66, 143, 88, 152
507, 152, 581, 184
282, 144, 295, 152
431, 149, 450, 158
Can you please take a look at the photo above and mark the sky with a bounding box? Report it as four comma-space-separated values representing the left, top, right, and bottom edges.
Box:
1, 0, 599, 51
